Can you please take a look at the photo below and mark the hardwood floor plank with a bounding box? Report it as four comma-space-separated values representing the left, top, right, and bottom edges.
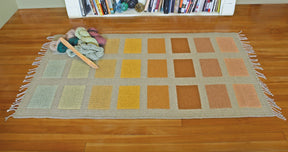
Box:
85, 141, 288, 152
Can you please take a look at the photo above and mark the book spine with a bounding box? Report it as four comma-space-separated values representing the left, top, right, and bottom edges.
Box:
155, 0, 161, 12
96, 0, 104, 15
89, 0, 98, 15
163, 0, 169, 14
170, 0, 175, 13
101, 0, 109, 14
178, 0, 183, 13
144, 0, 151, 12
79, 0, 87, 16
104, 0, 111, 14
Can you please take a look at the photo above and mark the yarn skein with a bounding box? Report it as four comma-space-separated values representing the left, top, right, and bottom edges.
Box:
88, 28, 107, 47
75, 27, 99, 46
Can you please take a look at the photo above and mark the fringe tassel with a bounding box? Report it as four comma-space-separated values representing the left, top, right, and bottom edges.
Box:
238, 31, 286, 120
5, 36, 53, 121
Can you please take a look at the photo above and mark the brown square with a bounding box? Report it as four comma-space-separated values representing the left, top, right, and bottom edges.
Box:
171, 38, 191, 53
199, 59, 222, 77
194, 38, 215, 53
174, 59, 195, 77
148, 38, 166, 54
147, 86, 170, 109
176, 85, 201, 109
148, 59, 168, 78
216, 37, 239, 52
225, 58, 249, 76
205, 85, 232, 109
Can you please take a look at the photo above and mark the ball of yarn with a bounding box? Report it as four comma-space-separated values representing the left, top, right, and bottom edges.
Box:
127, 0, 138, 8
121, 2, 128, 11
116, 2, 123, 13
135, 3, 144, 12
65, 29, 76, 39
88, 28, 107, 47
57, 37, 79, 53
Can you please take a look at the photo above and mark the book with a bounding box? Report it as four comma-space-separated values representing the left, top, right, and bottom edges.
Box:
89, 0, 98, 15
163, 0, 170, 14
95, 0, 104, 15
79, 0, 87, 16
144, 0, 151, 12
104, 0, 111, 14
100, 0, 109, 14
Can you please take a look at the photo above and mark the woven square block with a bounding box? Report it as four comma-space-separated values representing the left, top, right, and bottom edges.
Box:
171, 38, 190, 53
216, 37, 239, 52
124, 38, 142, 54
104, 38, 120, 54
88, 86, 112, 109
194, 38, 215, 53
225, 58, 249, 76
200, 59, 222, 77
120, 59, 141, 78
205, 84, 232, 109
58, 85, 86, 109
117, 86, 140, 109
233, 84, 261, 108
174, 59, 196, 77
148, 59, 168, 78
147, 86, 170, 109
176, 85, 201, 109
148, 38, 166, 54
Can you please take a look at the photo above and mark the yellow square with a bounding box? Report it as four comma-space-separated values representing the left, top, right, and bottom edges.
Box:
117, 86, 140, 109
120, 59, 141, 78
95, 59, 117, 78
124, 38, 142, 54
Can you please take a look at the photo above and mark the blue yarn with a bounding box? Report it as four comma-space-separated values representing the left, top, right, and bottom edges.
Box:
57, 37, 79, 53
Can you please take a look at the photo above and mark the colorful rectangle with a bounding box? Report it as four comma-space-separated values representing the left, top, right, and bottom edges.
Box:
27, 85, 57, 109
104, 38, 120, 54
216, 37, 239, 52
117, 86, 140, 109
174, 59, 196, 77
68, 60, 90, 78
171, 38, 190, 53
88, 86, 112, 109
124, 38, 142, 54
147, 59, 168, 78
205, 84, 232, 109
147, 86, 170, 109
194, 38, 215, 53
148, 38, 166, 54
58, 85, 86, 109
176, 85, 201, 109
120, 59, 141, 78
95, 59, 117, 78
42, 60, 66, 78
233, 84, 261, 108
200, 59, 222, 77
225, 58, 249, 76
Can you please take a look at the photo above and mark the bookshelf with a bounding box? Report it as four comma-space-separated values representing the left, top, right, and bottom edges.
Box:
64, 0, 236, 18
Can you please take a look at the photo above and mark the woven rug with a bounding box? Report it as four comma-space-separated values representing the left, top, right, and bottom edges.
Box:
7, 33, 285, 120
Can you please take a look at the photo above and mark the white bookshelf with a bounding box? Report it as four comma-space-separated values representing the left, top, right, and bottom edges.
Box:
64, 0, 236, 18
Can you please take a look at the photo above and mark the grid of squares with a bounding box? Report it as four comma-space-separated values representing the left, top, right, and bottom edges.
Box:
21, 33, 271, 119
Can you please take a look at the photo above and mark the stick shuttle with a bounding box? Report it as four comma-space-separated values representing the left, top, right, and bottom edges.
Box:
59, 37, 99, 69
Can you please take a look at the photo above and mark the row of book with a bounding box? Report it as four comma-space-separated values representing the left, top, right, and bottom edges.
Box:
79, 0, 221, 16
79, 0, 116, 16
144, 0, 221, 14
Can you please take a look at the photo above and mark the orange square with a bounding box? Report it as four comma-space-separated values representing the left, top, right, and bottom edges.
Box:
174, 59, 195, 77
225, 58, 249, 76
171, 38, 190, 53
148, 38, 166, 54
148, 59, 168, 78
147, 86, 170, 109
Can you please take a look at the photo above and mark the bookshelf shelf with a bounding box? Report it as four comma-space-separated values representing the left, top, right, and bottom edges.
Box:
64, 0, 236, 18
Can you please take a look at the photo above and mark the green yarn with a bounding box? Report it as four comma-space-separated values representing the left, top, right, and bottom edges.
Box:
75, 27, 99, 46
66, 40, 104, 61
57, 37, 79, 53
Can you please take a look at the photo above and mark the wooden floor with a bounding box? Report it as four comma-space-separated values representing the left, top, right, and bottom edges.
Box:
0, 4, 288, 152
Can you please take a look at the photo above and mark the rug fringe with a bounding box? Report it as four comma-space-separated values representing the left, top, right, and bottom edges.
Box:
238, 31, 286, 120
5, 37, 54, 121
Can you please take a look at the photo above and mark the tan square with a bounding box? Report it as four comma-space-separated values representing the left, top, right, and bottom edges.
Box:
148, 59, 168, 78
95, 59, 117, 78
171, 38, 190, 53
148, 38, 166, 54
147, 86, 170, 109
176, 85, 201, 109
194, 38, 215, 53
216, 37, 239, 52
174, 59, 195, 77
205, 85, 232, 109
225, 58, 249, 76
200, 59, 222, 77
88, 86, 112, 109
104, 39, 120, 54
233, 84, 261, 108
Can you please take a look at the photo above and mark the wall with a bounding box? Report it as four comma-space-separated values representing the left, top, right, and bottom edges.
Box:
16, 0, 65, 9
0, 0, 18, 29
